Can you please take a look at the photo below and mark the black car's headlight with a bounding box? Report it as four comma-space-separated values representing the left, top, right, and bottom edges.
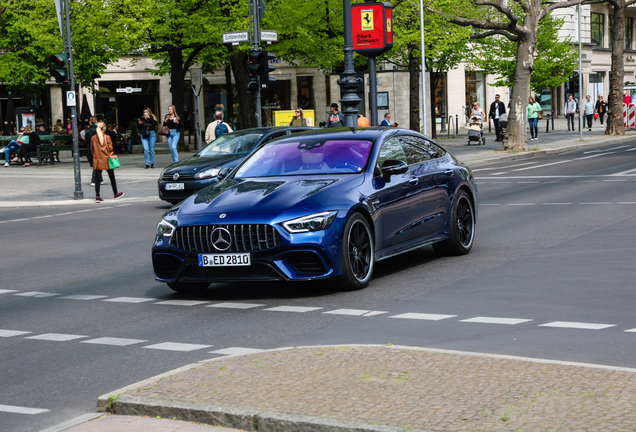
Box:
282, 211, 338, 233
156, 219, 176, 237
194, 168, 220, 179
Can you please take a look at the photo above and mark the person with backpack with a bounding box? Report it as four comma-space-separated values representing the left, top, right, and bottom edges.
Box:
205, 111, 233, 144
163, 105, 181, 163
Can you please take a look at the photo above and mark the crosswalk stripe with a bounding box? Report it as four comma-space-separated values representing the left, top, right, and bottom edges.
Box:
14, 292, 59, 298
81, 337, 148, 346
460, 317, 533, 325
143, 342, 212, 352
25, 333, 88, 341
210, 347, 264, 356
206, 302, 265, 309
0, 329, 32, 337
103, 297, 156, 303
264, 306, 323, 313
538, 321, 616, 330
60, 295, 108, 300
323, 309, 371, 316
362, 311, 389, 317
154, 300, 210, 306
0, 290, 18, 295
389, 313, 456, 321
0, 404, 49, 415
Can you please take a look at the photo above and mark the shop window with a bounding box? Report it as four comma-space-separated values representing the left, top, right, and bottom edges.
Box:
296, 76, 314, 110
589, 72, 605, 100
591, 13, 604, 47
465, 72, 485, 122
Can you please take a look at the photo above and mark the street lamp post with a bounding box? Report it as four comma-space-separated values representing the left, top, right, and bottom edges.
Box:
339, 0, 361, 127
64, 0, 82, 200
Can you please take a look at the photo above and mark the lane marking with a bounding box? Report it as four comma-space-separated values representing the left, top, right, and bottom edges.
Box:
513, 160, 573, 171
0, 289, 18, 295
538, 321, 616, 330
488, 172, 508, 176
508, 203, 536, 206
264, 306, 323, 313
460, 317, 534, 325
154, 300, 210, 306
103, 297, 156, 303
575, 151, 616, 160
323, 309, 371, 316
611, 167, 636, 176
14, 292, 59, 298
0, 404, 49, 415
389, 313, 457, 321
625, 328, 636, 332
607, 145, 630, 150
603, 179, 627, 182
206, 302, 265, 309
579, 202, 611, 205
60, 295, 108, 300
209, 347, 264, 356
81, 337, 148, 346
617, 202, 636, 204
143, 342, 212, 352
542, 203, 572, 205
0, 329, 32, 337
362, 311, 389, 317
518, 181, 539, 184
472, 162, 537, 172
0, 204, 133, 224
575, 180, 598, 183
25, 333, 88, 341
626, 147, 636, 151
479, 203, 500, 206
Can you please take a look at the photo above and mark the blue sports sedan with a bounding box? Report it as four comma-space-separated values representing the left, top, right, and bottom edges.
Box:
152, 127, 477, 292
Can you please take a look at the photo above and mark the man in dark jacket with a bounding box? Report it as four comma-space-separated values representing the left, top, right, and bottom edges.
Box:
326, 103, 345, 127
489, 95, 506, 141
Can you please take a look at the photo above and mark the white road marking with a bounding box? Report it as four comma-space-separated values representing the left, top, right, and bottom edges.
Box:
625, 328, 636, 332
575, 180, 598, 183
542, 203, 572, 205
323, 309, 371, 316
60, 295, 108, 300
472, 162, 537, 172
508, 203, 536, 206
154, 300, 210, 306
206, 302, 265, 309
579, 202, 611, 205
607, 145, 630, 150
25, 333, 88, 341
143, 342, 212, 352
0, 329, 31, 337
460, 317, 533, 325
611, 167, 636, 176
480, 204, 500, 206
603, 179, 627, 182
9, 219, 30, 222
14, 292, 59, 298
518, 181, 540, 184
488, 172, 508, 176
575, 152, 616, 160
264, 306, 323, 313
583, 149, 604, 154
81, 337, 148, 346
513, 160, 572, 171
362, 311, 389, 317
389, 313, 457, 321
0, 289, 18, 295
0, 404, 49, 415
538, 321, 616, 330
103, 297, 156, 303
626, 147, 636, 151
209, 347, 264, 356
617, 202, 636, 204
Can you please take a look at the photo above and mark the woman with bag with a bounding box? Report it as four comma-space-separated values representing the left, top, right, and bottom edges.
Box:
91, 121, 124, 203
17, 125, 40, 167
162, 105, 181, 163
289, 108, 309, 126
527, 96, 541, 141
138, 107, 158, 169
1, 127, 26, 167
595, 95, 608, 126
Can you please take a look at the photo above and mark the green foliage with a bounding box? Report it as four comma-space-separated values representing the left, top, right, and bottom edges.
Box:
469, 14, 577, 92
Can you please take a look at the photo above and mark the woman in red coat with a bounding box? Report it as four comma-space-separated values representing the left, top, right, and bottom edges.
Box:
91, 121, 124, 202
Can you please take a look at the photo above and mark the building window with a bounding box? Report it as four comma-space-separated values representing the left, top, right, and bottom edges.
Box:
589, 71, 605, 99
465, 72, 485, 122
627, 17, 634, 50
591, 13, 604, 47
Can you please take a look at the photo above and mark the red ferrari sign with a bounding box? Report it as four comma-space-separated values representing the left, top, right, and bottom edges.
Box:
352, 2, 393, 57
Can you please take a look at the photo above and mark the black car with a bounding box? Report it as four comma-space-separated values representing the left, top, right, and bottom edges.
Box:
158, 126, 315, 204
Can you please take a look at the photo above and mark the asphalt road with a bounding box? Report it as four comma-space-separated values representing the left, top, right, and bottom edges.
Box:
2, 140, 636, 431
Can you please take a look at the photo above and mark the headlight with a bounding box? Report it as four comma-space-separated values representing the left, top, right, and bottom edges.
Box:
194, 168, 220, 179
282, 211, 338, 233
156, 219, 176, 237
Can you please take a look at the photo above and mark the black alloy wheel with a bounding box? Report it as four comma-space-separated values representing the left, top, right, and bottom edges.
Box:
335, 213, 374, 291
433, 190, 475, 256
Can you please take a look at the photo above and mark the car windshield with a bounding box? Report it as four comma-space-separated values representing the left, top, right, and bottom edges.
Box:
197, 131, 264, 157
235, 138, 373, 178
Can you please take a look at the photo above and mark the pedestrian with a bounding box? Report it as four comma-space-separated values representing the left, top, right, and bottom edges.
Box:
106, 124, 118, 152
138, 107, 158, 169
91, 121, 124, 203
470, 102, 485, 121
0, 128, 26, 167
84, 117, 100, 185
162, 105, 181, 163
52, 118, 65, 162
357, 113, 370, 127
564, 94, 577, 132
204, 110, 233, 144
595, 95, 608, 126
584, 95, 594, 131
489, 94, 506, 141
527, 96, 541, 140
16, 125, 40, 167
380, 113, 393, 127
326, 103, 345, 127
65, 117, 72, 134
623, 90, 632, 105
289, 108, 310, 126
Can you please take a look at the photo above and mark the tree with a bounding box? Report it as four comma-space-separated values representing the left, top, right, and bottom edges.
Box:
428, 0, 585, 151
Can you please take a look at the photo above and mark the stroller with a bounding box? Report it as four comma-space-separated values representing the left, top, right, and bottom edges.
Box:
467, 113, 485, 145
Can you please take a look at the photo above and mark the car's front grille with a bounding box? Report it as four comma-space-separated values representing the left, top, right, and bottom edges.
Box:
162, 172, 196, 180
172, 225, 282, 253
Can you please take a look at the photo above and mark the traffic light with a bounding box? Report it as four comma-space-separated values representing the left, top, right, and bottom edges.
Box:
49, 53, 68, 84
260, 50, 276, 89
247, 49, 276, 92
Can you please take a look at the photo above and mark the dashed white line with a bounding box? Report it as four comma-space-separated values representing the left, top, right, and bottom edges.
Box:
60, 295, 108, 301
625, 328, 636, 332
0, 404, 49, 415
607, 145, 630, 150
488, 172, 508, 176
460, 317, 533, 325
513, 160, 572, 171
389, 313, 457, 321
617, 202, 636, 204
81, 337, 148, 346
575, 151, 616, 160
0, 289, 18, 295
14, 292, 59, 298
480, 203, 500, 206
626, 147, 636, 151
508, 203, 536, 206
264, 306, 323, 313
542, 203, 572, 205
103, 297, 156, 303
579, 202, 611, 205
0, 329, 32, 337
143, 342, 212, 352
25, 333, 88, 341
323, 309, 371, 316
210, 347, 264, 356
206, 302, 265, 309
538, 321, 616, 330
362, 311, 389, 317
154, 300, 210, 306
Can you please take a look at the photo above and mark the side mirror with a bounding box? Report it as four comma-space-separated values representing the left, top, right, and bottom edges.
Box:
217, 167, 231, 180
381, 159, 408, 182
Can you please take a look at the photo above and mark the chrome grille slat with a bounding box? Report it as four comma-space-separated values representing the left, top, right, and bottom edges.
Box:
173, 224, 281, 253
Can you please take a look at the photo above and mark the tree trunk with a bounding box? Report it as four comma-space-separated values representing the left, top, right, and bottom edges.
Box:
168, 49, 187, 149
408, 47, 421, 133
607, 5, 626, 136
229, 48, 257, 129
502, 32, 536, 152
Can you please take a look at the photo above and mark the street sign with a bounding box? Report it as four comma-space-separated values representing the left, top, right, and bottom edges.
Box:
260, 30, 278, 43
223, 31, 249, 45
116, 87, 141, 93
351, 2, 393, 57
258, 0, 267, 22
66, 91, 76, 107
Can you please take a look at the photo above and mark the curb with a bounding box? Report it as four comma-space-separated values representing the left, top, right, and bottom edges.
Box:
0, 196, 162, 208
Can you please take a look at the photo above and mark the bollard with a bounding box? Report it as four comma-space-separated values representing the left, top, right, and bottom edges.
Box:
488, 119, 492, 133
441, 115, 447, 133
551, 110, 554, 130
546, 114, 550, 133
455, 115, 459, 138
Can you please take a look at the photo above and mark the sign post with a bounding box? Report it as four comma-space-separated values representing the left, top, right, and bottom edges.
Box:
191, 68, 203, 151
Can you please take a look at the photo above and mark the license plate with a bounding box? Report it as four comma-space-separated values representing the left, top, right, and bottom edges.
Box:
165, 183, 184, 190
198, 253, 251, 267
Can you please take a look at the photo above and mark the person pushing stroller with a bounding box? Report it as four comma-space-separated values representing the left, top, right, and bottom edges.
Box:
467, 102, 486, 146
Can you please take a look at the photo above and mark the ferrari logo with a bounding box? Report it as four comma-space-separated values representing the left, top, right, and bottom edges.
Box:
361, 9, 374, 31
387, 18, 392, 33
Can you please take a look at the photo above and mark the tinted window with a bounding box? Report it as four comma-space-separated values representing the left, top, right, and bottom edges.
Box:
417, 137, 446, 159
376, 137, 407, 171
198, 131, 264, 157
399, 136, 431, 164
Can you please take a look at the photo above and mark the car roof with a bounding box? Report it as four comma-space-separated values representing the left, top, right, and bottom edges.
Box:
232, 126, 318, 134
262, 126, 403, 142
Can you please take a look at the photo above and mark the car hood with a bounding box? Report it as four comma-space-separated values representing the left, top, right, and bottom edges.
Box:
178, 175, 364, 216
163, 154, 245, 174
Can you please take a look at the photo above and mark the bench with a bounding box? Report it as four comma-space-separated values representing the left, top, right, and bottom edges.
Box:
0, 135, 88, 166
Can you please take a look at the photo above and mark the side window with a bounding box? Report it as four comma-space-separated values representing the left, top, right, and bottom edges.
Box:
376, 137, 408, 174
413, 137, 446, 159
262, 132, 287, 144
399, 136, 431, 165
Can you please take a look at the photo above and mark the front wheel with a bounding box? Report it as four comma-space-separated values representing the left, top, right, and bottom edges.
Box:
433, 190, 475, 256
167, 282, 210, 293
334, 214, 374, 291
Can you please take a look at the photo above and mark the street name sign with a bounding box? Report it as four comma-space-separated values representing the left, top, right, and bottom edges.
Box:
223, 31, 249, 45
260, 30, 278, 43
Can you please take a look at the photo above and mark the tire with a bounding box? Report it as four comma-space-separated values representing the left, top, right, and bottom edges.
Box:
433, 190, 475, 256
334, 213, 374, 291
481, 135, 486, 145
167, 282, 210, 293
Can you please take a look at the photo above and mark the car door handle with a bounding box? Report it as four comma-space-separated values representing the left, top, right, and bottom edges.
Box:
409, 177, 418, 185
444, 169, 454, 176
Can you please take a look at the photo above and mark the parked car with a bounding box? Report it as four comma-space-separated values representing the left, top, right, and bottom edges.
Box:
152, 127, 478, 292
158, 126, 315, 204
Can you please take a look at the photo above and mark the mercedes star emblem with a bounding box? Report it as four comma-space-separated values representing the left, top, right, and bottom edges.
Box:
210, 227, 232, 251
220, 214, 226, 219
173, 173, 180, 181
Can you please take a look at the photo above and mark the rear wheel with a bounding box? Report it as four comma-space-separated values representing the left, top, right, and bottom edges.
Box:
433, 190, 475, 256
167, 282, 210, 293
334, 214, 374, 291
